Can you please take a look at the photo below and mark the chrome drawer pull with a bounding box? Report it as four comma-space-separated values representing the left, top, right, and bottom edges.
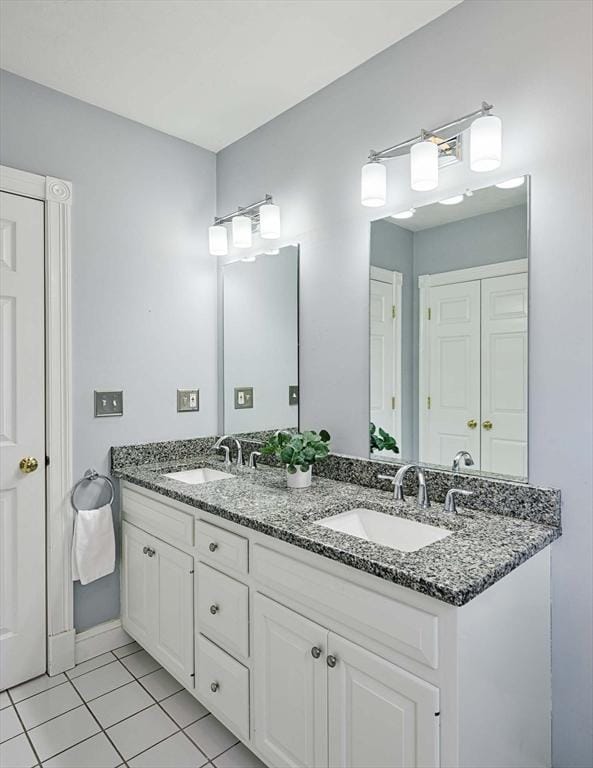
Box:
327, 654, 337, 668
209, 542, 218, 552
311, 646, 322, 659
210, 681, 219, 693
209, 604, 219, 615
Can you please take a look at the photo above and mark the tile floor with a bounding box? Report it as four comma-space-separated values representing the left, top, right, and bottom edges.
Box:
1, 642, 266, 768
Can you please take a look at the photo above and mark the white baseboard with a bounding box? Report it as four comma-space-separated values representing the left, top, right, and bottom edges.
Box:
48, 629, 76, 675
75, 619, 132, 664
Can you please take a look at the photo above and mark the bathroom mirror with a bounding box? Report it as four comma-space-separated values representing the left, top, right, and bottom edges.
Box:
223, 244, 299, 435
369, 178, 529, 480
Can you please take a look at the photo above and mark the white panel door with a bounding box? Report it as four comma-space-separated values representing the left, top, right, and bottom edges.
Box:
328, 633, 440, 768
0, 191, 45, 690
370, 278, 396, 441
152, 536, 194, 685
254, 594, 328, 768
481, 273, 528, 476
423, 281, 481, 467
121, 521, 153, 648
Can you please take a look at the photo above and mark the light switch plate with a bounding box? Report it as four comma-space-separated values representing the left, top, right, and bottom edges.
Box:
234, 387, 254, 409
177, 389, 199, 412
94, 390, 123, 417
289, 385, 299, 406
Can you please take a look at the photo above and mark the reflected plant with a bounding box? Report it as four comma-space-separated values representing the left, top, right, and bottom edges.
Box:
262, 429, 331, 473
370, 422, 399, 454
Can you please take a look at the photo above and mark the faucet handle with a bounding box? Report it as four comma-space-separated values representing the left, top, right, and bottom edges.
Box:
217, 445, 231, 466
377, 474, 396, 484
444, 488, 473, 513
377, 473, 405, 501
248, 451, 261, 470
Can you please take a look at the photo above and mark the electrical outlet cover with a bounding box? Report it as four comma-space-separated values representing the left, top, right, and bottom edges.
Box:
234, 387, 254, 409
177, 389, 199, 412
94, 390, 123, 417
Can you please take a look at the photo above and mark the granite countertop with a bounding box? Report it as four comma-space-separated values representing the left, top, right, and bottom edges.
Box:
113, 457, 560, 607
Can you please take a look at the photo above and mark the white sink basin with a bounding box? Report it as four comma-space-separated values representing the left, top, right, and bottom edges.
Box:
164, 467, 235, 484
315, 508, 451, 552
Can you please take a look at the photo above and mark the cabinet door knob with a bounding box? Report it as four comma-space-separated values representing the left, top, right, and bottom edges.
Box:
142, 546, 149, 555
467, 419, 477, 429
482, 420, 493, 430
326, 654, 337, 668
311, 646, 322, 659
210, 682, 219, 693
19, 457, 39, 473
145, 547, 155, 557
209, 604, 219, 615
209, 542, 218, 552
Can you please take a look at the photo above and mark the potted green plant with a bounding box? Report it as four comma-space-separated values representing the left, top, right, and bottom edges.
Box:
262, 429, 331, 489
369, 422, 400, 454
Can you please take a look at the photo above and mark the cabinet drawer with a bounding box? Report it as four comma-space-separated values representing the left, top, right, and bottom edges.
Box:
197, 563, 249, 658
196, 519, 248, 574
122, 486, 193, 549
252, 544, 439, 669
197, 635, 249, 740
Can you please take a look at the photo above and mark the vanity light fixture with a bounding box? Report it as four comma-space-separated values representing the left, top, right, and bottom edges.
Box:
208, 194, 281, 256
496, 176, 525, 189
361, 101, 501, 206
391, 208, 416, 219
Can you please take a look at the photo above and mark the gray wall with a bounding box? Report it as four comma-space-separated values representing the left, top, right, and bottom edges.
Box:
0, 70, 218, 631
216, 2, 593, 765
223, 246, 298, 432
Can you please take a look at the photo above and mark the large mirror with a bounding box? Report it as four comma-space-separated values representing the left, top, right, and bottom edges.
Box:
369, 179, 529, 480
223, 244, 299, 434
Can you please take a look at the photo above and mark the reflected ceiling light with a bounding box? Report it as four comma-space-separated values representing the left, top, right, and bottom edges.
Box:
259, 203, 281, 239
264, 248, 280, 255
496, 176, 525, 189
361, 161, 386, 207
208, 225, 228, 256
391, 208, 416, 219
361, 101, 501, 202
438, 194, 464, 205
240, 254, 256, 263
208, 194, 280, 255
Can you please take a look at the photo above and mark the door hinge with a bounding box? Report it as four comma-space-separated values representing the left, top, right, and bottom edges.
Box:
45, 455, 50, 467
391, 396, 396, 410
427, 307, 432, 320
427, 396, 431, 410
189, 569, 194, 574
435, 711, 440, 717
392, 305, 396, 319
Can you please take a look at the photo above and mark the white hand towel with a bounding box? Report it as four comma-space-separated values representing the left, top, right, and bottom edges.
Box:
71, 504, 116, 585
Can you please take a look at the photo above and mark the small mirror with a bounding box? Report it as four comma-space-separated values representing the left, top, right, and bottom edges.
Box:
369, 179, 529, 480
223, 244, 299, 434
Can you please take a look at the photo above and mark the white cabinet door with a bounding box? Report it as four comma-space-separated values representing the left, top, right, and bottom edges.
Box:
480, 273, 528, 477
121, 521, 194, 685
0, 192, 46, 690
422, 280, 481, 467
121, 522, 153, 648
152, 536, 194, 685
328, 634, 440, 768
253, 594, 328, 768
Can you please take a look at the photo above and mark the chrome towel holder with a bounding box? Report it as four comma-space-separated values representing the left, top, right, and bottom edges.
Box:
71, 468, 115, 512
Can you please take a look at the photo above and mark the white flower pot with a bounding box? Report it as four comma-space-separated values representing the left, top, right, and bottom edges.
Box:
286, 466, 312, 490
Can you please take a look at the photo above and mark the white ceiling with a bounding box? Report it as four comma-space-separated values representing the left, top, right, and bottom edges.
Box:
0, 0, 461, 152
387, 182, 528, 232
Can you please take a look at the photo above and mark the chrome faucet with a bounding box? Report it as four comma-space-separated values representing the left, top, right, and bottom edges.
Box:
452, 451, 474, 472
378, 464, 431, 510
213, 435, 243, 468
444, 488, 473, 513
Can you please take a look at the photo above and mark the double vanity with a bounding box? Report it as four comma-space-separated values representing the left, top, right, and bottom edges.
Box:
112, 435, 560, 768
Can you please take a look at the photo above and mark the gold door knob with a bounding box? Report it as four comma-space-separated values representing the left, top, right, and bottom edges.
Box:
467, 419, 478, 429
482, 420, 493, 431
19, 457, 39, 473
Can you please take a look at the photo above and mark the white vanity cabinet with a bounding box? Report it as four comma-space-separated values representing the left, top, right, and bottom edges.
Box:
121, 520, 194, 687
120, 482, 552, 768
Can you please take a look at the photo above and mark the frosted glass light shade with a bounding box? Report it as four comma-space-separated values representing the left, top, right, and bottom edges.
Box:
208, 225, 228, 256
410, 141, 438, 191
439, 195, 464, 205
391, 209, 415, 219
470, 114, 502, 172
361, 162, 386, 207
259, 203, 281, 239
232, 215, 252, 248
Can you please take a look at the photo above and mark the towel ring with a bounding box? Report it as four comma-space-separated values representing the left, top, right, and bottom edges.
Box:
71, 469, 115, 513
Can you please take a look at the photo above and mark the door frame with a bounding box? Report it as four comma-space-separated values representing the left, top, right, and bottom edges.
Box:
370, 266, 403, 454
1, 164, 74, 675
418, 259, 528, 462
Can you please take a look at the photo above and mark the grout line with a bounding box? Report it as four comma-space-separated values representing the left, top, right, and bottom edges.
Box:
121, 726, 183, 763
6, 676, 70, 706
65, 651, 118, 680
4, 697, 43, 766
